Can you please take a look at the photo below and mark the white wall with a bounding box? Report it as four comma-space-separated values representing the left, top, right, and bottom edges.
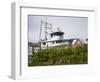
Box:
0, 0, 100, 81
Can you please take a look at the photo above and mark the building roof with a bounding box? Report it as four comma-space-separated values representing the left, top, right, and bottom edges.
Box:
63, 38, 88, 45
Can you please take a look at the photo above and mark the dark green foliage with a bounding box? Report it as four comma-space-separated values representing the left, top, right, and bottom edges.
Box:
28, 46, 88, 66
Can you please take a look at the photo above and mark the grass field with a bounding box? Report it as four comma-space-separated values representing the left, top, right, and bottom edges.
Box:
28, 46, 88, 66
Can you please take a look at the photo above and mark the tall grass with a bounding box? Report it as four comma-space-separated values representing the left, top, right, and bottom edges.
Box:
28, 46, 88, 66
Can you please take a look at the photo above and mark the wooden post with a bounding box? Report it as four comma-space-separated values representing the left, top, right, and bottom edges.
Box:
32, 46, 34, 54
39, 42, 41, 50
47, 44, 48, 49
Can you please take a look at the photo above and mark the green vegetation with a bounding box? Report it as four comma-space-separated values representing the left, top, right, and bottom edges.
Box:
28, 46, 88, 66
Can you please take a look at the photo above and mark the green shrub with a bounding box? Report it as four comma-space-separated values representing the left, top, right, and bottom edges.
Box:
28, 46, 88, 66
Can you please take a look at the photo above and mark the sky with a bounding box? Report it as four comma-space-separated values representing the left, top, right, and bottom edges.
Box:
28, 15, 88, 43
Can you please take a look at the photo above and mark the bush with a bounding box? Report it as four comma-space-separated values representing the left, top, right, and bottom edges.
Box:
28, 46, 88, 66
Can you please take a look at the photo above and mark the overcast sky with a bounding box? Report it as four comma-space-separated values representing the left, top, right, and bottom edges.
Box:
28, 15, 88, 43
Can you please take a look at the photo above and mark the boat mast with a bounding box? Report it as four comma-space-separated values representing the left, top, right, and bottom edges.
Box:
45, 17, 47, 41
39, 17, 53, 42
